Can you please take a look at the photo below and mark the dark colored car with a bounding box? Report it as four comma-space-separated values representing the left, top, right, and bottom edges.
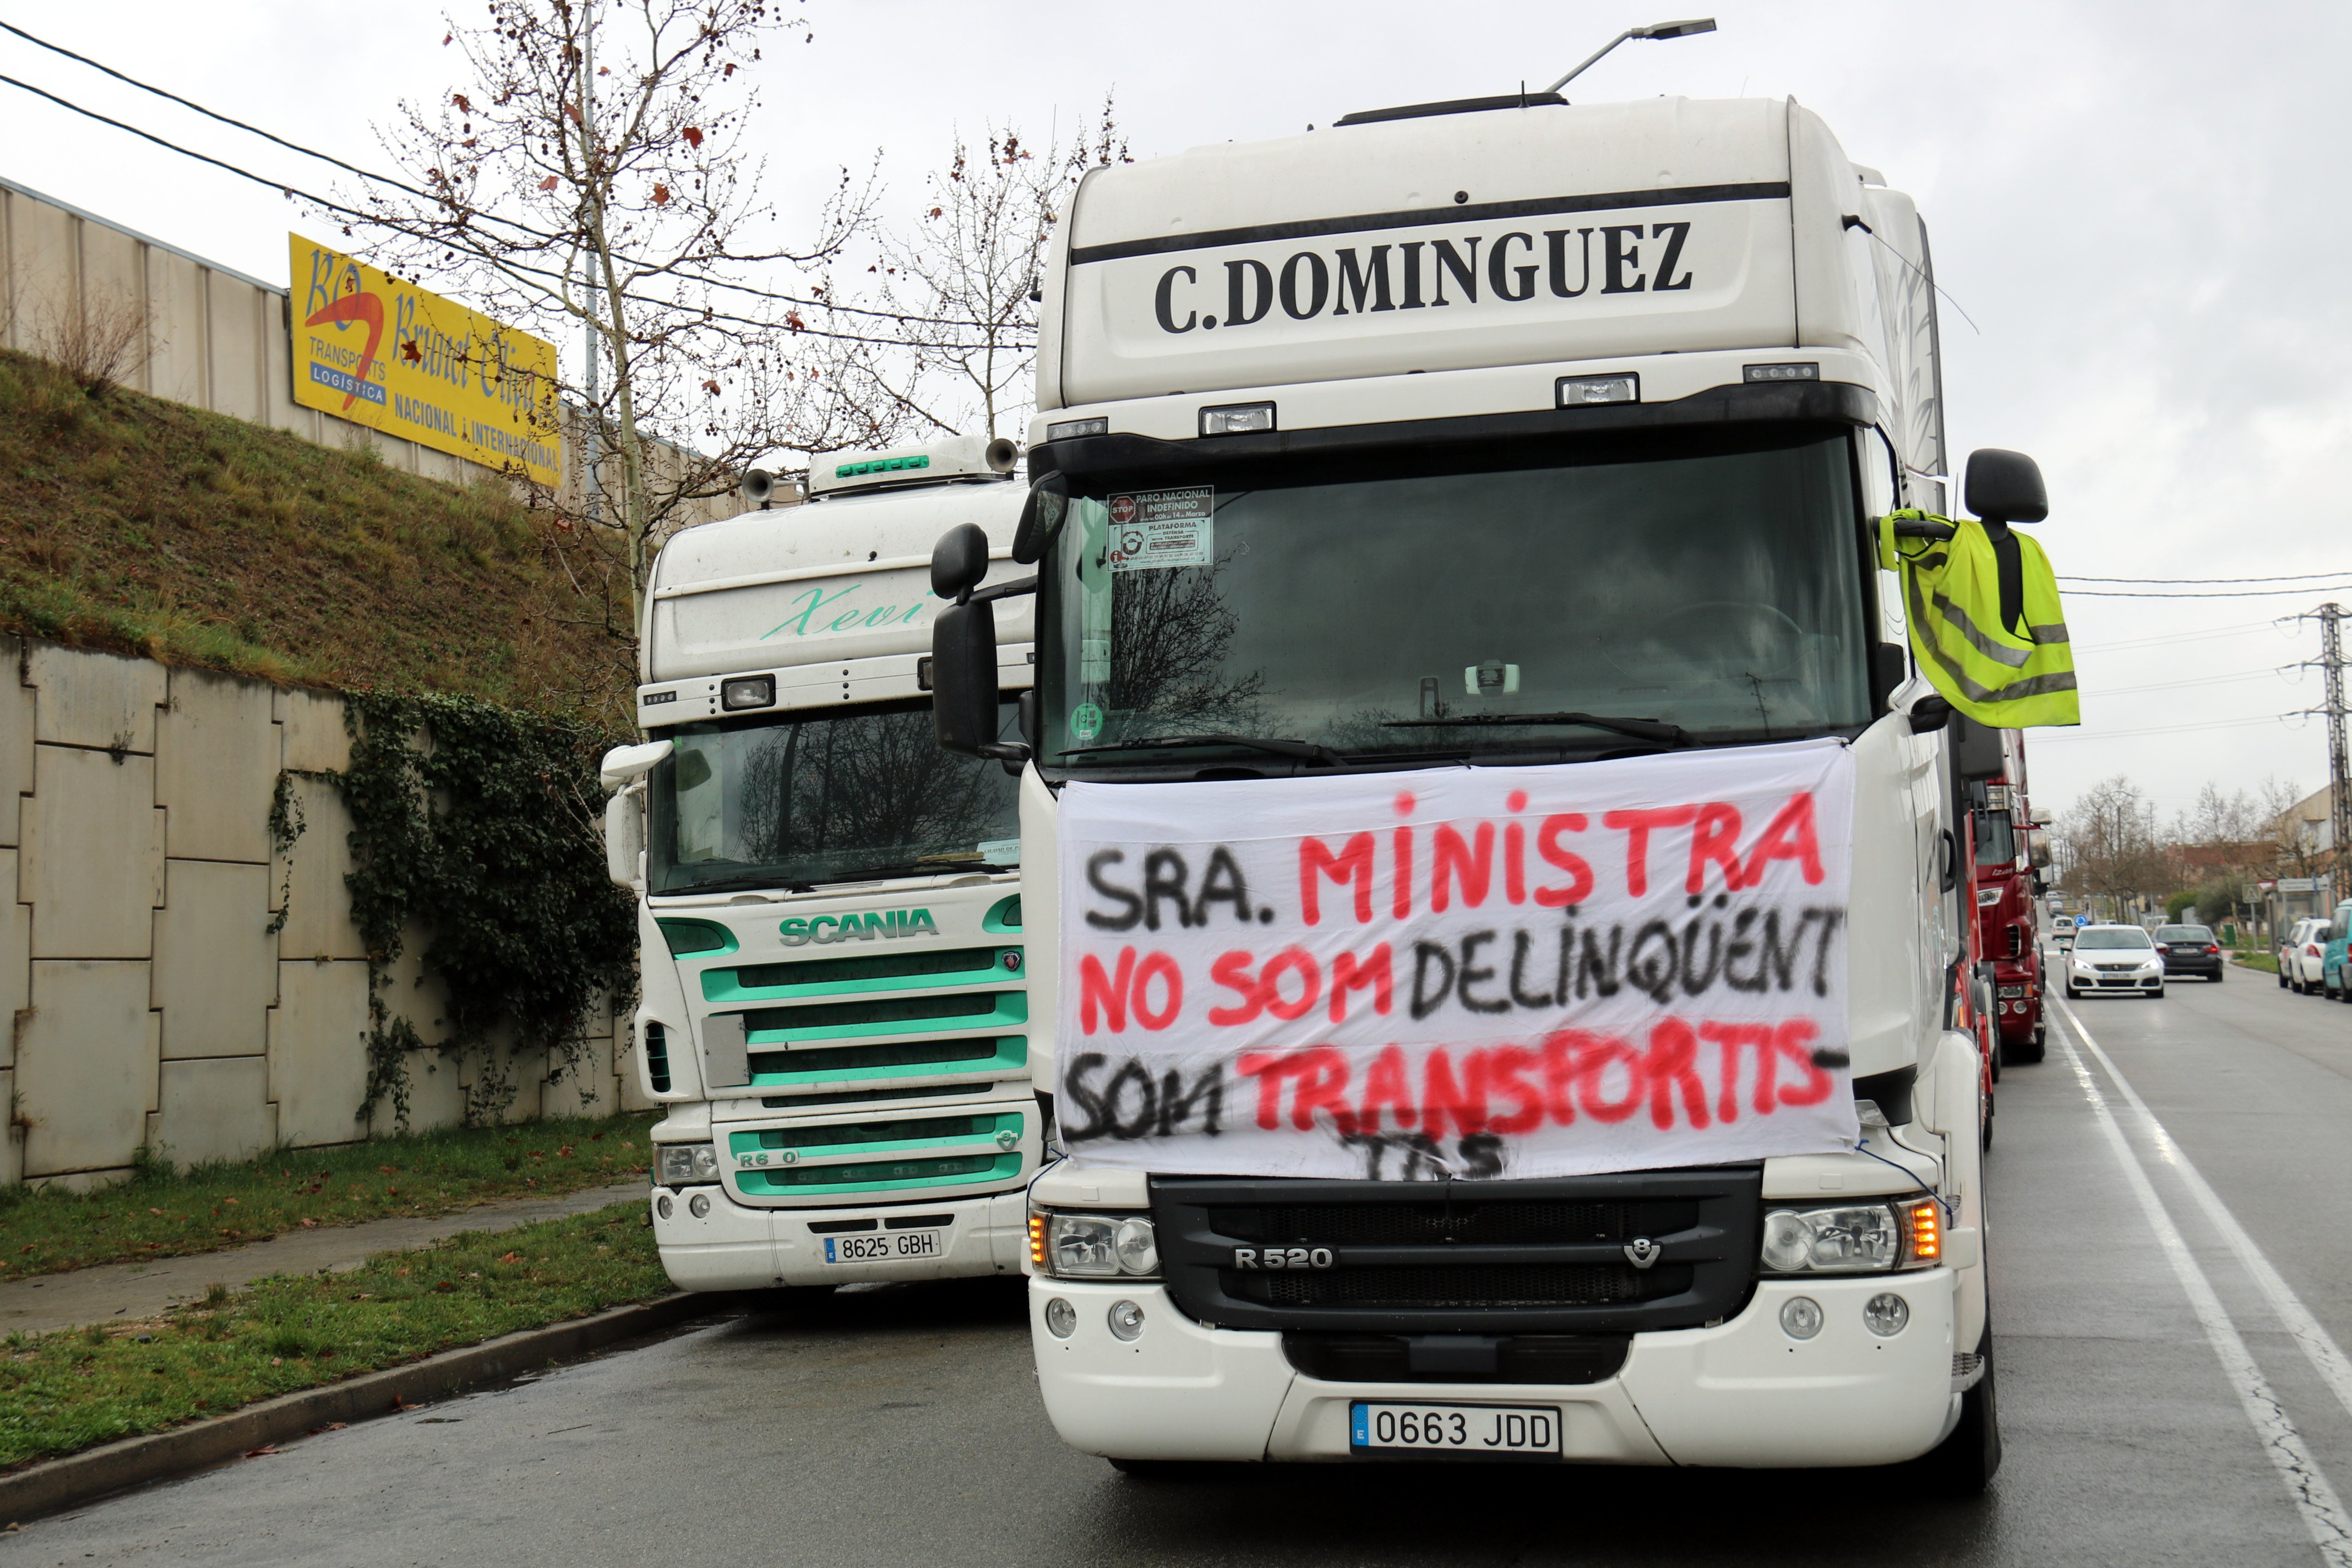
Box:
2155, 923, 2223, 982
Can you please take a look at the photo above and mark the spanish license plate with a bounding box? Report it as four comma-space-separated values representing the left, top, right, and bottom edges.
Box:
1349, 1402, 1562, 1456
821, 1229, 943, 1264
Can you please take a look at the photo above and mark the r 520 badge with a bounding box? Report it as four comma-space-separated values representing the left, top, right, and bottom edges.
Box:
1232, 1246, 1335, 1270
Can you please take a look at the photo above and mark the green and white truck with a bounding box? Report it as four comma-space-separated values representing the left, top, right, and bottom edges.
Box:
603, 434, 1043, 1292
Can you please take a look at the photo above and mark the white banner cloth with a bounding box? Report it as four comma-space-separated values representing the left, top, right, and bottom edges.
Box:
1055, 740, 1859, 1180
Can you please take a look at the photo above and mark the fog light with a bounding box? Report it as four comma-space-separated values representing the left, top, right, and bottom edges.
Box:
656, 1194, 674, 1219
1781, 1296, 1825, 1340
688, 1192, 712, 1219
1556, 372, 1638, 406
1047, 416, 1108, 441
1864, 1292, 1910, 1336
720, 675, 775, 711
1199, 401, 1275, 436
1108, 1299, 1146, 1341
1044, 1297, 1077, 1338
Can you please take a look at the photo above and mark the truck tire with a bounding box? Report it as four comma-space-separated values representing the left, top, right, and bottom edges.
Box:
1920, 1317, 2001, 1496
2004, 1025, 2045, 1066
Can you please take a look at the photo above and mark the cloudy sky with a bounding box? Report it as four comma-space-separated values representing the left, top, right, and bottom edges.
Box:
3, 0, 2347, 826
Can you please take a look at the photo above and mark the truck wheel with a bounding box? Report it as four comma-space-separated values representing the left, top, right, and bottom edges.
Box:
2005, 1026, 2046, 1067
1921, 1319, 2002, 1496
2279, 966, 2289, 988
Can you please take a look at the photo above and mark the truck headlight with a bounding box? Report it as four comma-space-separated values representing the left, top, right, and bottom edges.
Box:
656, 1142, 720, 1186
1760, 1197, 1941, 1274
1029, 1211, 1159, 1280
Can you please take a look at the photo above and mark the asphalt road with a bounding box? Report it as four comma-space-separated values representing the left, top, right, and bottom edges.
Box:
17, 960, 2352, 1568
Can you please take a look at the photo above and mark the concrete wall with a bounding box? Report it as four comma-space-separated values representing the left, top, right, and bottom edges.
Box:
0, 638, 647, 1189
0, 175, 743, 529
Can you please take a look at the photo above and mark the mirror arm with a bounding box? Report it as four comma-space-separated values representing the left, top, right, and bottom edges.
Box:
968, 575, 1039, 606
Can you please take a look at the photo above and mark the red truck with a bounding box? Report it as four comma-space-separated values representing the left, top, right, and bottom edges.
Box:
1956, 720, 2046, 1066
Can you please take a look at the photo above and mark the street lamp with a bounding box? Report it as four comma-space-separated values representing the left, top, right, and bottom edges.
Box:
1545, 19, 1718, 96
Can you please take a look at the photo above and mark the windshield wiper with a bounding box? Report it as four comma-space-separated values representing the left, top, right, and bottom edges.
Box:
662, 871, 818, 896
1059, 733, 1351, 766
1381, 711, 1692, 744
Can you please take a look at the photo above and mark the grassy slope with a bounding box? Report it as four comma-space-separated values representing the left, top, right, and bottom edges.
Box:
0, 1112, 656, 1280
0, 347, 629, 722
0, 1204, 670, 1468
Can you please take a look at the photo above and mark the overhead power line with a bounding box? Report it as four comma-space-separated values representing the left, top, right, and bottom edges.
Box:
0, 19, 1026, 337
0, 70, 1020, 352
2060, 583, 2352, 599
2072, 618, 2294, 653
2060, 570, 2352, 585
2033, 714, 2306, 742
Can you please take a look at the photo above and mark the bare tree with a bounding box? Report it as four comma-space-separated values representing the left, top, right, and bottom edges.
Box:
349, 0, 873, 644
847, 102, 1128, 442
2057, 775, 2168, 919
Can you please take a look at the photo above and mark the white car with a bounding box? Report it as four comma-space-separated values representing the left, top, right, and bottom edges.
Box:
2051, 915, 2076, 950
2061, 924, 2165, 1000
2285, 917, 2329, 994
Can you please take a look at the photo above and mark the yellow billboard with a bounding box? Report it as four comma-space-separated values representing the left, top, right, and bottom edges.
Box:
290, 233, 562, 486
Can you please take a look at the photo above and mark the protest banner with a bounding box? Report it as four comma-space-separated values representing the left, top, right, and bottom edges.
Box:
1055, 739, 1859, 1180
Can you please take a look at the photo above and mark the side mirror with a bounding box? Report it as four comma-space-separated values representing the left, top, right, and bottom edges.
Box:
932, 600, 1025, 761
1011, 471, 1070, 565
603, 790, 644, 887
1964, 448, 2048, 529
599, 738, 673, 788
1908, 693, 1953, 734
931, 522, 992, 603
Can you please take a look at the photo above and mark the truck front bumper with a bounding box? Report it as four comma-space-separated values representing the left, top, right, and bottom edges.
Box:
1028, 1272, 1960, 1468
652, 1184, 1030, 1291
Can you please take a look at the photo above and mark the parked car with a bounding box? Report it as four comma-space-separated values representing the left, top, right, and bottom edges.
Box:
2323, 901, 2352, 1000
2062, 924, 2166, 1000
2285, 917, 2330, 994
2154, 924, 2223, 983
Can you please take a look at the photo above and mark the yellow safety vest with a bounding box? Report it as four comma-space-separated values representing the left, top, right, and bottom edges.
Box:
1878, 510, 2080, 728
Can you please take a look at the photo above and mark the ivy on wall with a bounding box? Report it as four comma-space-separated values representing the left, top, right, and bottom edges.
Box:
276, 693, 637, 1129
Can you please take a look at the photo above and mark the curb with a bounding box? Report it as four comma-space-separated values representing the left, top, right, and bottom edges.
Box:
0, 1291, 742, 1527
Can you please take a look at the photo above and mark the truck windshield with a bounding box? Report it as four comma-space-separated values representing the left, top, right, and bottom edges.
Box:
1037, 427, 1871, 768
647, 699, 1022, 895
1974, 809, 2016, 866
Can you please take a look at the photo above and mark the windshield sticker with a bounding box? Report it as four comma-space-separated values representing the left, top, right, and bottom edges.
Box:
979, 837, 1021, 866
1070, 701, 1106, 743
1105, 487, 1213, 571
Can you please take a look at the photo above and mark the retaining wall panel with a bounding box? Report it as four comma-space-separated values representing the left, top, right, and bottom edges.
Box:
0, 1068, 16, 1184
268, 959, 371, 1148
205, 274, 263, 422
157, 668, 276, 863
271, 775, 366, 962
79, 222, 143, 325
275, 689, 351, 774
24, 746, 164, 960
6, 195, 75, 346
0, 640, 30, 847
145, 249, 206, 406
17, 960, 157, 1177
25, 643, 166, 752
149, 1057, 274, 1167
154, 859, 275, 1059
0, 847, 26, 1070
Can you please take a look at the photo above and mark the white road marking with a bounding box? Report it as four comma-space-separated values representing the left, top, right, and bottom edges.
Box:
2051, 1001, 2352, 1565
2059, 999, 2352, 1427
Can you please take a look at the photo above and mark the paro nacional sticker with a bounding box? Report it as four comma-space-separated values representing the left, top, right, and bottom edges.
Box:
1104, 487, 1213, 571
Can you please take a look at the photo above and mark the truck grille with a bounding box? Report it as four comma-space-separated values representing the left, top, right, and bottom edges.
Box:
727, 1108, 1025, 1201
1151, 1170, 1760, 1335
708, 946, 1017, 999
1235, 1262, 1689, 1310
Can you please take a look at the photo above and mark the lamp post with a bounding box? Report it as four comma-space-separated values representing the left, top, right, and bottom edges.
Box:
1545, 18, 1718, 96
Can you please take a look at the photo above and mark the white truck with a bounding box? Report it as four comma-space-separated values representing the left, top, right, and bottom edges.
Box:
603, 434, 1044, 1294
927, 90, 2019, 1488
